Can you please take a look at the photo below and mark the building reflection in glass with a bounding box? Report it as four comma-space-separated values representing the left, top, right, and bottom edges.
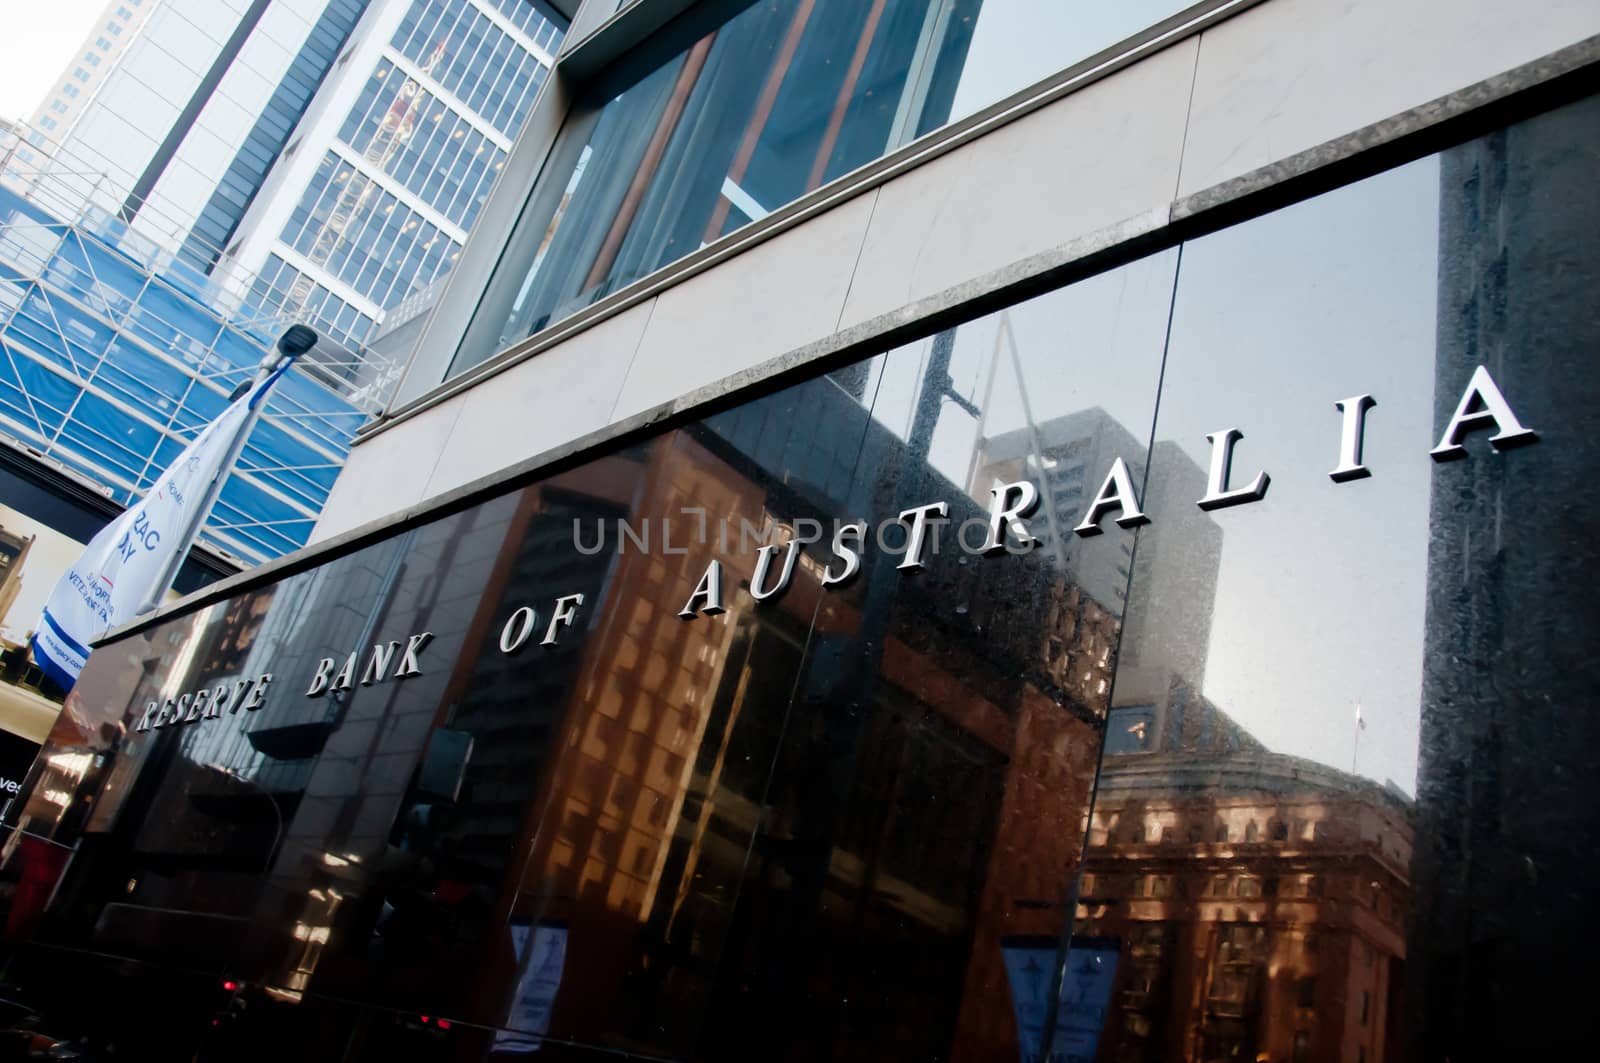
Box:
1055, 140, 1443, 1063
468, 363, 1152, 1060
0, 242, 1174, 1060
1080, 712, 1412, 1063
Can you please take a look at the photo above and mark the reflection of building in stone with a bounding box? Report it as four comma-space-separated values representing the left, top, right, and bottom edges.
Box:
464, 377, 1140, 1059
1079, 726, 1413, 1063
975, 407, 1145, 610
1081, 432, 1410, 1063
978, 413, 1224, 749
245, 480, 629, 1010
6, 367, 1180, 1059
1113, 441, 1221, 706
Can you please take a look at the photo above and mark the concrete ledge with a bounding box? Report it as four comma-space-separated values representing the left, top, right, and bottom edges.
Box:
1174, 33, 1600, 222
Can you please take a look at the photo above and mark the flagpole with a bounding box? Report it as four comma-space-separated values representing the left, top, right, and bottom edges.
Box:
1352, 699, 1363, 774
134, 325, 318, 616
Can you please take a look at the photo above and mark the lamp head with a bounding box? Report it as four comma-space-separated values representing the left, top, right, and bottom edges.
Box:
277, 325, 319, 357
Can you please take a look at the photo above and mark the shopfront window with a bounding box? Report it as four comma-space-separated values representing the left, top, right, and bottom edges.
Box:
455, 0, 1195, 370
3, 93, 1595, 1062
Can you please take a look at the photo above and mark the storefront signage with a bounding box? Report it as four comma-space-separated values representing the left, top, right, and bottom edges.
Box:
133, 365, 1532, 735
674, 364, 1536, 615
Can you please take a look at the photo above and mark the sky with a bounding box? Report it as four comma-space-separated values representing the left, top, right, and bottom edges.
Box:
0, 1, 107, 122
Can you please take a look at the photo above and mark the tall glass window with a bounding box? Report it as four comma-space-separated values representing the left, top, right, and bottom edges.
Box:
457, 0, 1194, 370
338, 61, 517, 231
281, 152, 461, 313
393, 0, 557, 135
250, 254, 379, 351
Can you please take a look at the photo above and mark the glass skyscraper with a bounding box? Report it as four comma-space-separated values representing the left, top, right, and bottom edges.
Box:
19, 1, 563, 357
0, 1, 566, 566
239, 1, 562, 351
178, 0, 373, 278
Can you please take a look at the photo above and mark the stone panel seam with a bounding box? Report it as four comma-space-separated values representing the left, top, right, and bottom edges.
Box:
417, 399, 469, 502
832, 187, 882, 334
1170, 32, 1600, 221
1172, 27, 1204, 205
606, 294, 660, 424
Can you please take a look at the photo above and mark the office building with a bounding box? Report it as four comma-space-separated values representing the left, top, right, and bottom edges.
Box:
0, 1, 568, 565
2, 2, 1597, 1061
0, 1, 567, 610
23, 0, 562, 352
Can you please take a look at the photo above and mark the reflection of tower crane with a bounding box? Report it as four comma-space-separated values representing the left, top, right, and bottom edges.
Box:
289, 39, 449, 313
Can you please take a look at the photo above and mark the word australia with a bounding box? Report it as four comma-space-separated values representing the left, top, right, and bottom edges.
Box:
677, 365, 1538, 618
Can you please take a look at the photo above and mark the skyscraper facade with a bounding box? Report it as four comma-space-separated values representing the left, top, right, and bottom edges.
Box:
231, 0, 562, 351
24, 0, 562, 352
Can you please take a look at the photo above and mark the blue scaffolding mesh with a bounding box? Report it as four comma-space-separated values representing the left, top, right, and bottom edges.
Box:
0, 179, 393, 566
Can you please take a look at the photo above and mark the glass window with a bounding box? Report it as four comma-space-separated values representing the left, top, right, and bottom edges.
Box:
277, 150, 460, 311
459, 0, 1196, 370
246, 253, 376, 353
336, 63, 508, 233
391, 0, 555, 139
487, 0, 561, 44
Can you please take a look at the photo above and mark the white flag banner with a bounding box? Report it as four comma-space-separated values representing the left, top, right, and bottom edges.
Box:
30, 362, 288, 689
492, 922, 568, 1054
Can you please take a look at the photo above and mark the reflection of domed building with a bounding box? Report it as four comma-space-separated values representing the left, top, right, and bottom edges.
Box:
1079, 698, 1413, 1063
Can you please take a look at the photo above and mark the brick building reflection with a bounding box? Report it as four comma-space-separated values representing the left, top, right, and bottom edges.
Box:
233, 382, 1226, 1059
981, 405, 1415, 1063
403, 381, 1194, 1060
1080, 692, 1413, 1063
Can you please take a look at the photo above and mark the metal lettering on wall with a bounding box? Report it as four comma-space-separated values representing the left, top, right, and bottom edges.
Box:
132, 365, 1532, 732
